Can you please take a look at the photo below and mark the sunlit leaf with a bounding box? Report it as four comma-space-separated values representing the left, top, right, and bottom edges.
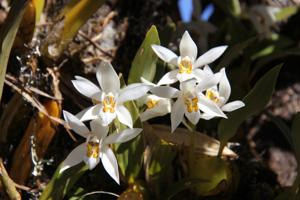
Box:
32, 0, 45, 24
41, 0, 105, 59
145, 124, 237, 158
189, 156, 231, 195
0, 0, 28, 102
128, 25, 160, 84
144, 139, 177, 194
218, 64, 282, 145
40, 163, 88, 200
275, 6, 298, 21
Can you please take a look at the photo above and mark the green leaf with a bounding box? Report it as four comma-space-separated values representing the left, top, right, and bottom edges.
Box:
41, 0, 105, 59
40, 163, 88, 200
33, 0, 45, 24
0, 0, 28, 102
162, 178, 207, 200
265, 111, 292, 147
218, 64, 282, 145
128, 25, 160, 84
275, 7, 298, 21
114, 76, 144, 183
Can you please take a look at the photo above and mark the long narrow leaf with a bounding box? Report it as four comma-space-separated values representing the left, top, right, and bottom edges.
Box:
218, 64, 282, 146
40, 163, 88, 200
128, 25, 160, 83
0, 0, 29, 102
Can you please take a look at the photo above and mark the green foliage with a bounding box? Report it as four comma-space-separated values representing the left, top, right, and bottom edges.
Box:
114, 77, 144, 184
128, 25, 160, 84
40, 163, 88, 200
0, 0, 28, 102
275, 7, 298, 21
218, 64, 282, 145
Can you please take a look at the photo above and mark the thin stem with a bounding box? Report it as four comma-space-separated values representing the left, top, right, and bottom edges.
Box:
80, 191, 120, 198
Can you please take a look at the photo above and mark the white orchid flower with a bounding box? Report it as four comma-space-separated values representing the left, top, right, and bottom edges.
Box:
140, 94, 171, 121
151, 31, 227, 84
138, 77, 172, 121
72, 62, 152, 128
60, 111, 142, 184
151, 78, 227, 132
201, 66, 245, 119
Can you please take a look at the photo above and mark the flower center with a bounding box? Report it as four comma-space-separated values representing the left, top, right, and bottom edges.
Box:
146, 98, 158, 109
184, 97, 198, 113
86, 141, 100, 158
102, 95, 116, 113
179, 57, 192, 74
206, 89, 220, 103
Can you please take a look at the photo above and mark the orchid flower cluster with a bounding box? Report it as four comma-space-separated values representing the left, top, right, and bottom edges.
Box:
141, 31, 245, 132
61, 31, 245, 184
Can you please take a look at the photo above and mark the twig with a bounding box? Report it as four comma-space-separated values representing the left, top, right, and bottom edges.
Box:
5, 74, 62, 101
47, 67, 76, 141
78, 30, 113, 58
0, 159, 21, 200
4, 78, 65, 126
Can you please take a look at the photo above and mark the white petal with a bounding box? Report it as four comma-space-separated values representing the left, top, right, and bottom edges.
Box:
151, 44, 178, 65
118, 84, 152, 103
157, 70, 179, 85
83, 156, 100, 170
179, 79, 197, 92
203, 65, 214, 75
171, 98, 185, 132
72, 77, 102, 101
222, 101, 245, 112
63, 110, 89, 138
197, 93, 227, 118
196, 74, 220, 92
200, 113, 215, 120
101, 146, 120, 184
140, 99, 171, 121
179, 31, 198, 61
104, 128, 142, 144
90, 119, 109, 139
194, 46, 228, 68
99, 110, 117, 126
96, 62, 120, 93
193, 68, 206, 80
219, 68, 231, 103
59, 143, 85, 173
116, 105, 133, 128
150, 86, 179, 98
76, 104, 102, 122
185, 110, 201, 125
140, 77, 156, 86
176, 72, 195, 82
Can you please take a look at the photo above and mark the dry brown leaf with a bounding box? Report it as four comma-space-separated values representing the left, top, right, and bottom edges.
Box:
9, 100, 60, 184
13, 0, 35, 49
143, 123, 237, 159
